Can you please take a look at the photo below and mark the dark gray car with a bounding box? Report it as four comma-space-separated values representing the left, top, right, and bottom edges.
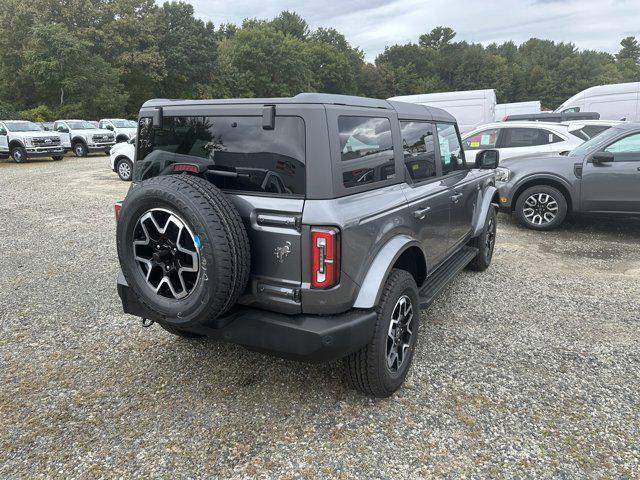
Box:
114, 93, 499, 397
486, 122, 640, 230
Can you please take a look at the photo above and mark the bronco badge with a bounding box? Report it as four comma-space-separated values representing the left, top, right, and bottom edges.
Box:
274, 241, 292, 263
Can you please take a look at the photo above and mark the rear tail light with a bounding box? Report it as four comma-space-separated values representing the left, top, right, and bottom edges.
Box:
311, 227, 340, 289
115, 202, 122, 222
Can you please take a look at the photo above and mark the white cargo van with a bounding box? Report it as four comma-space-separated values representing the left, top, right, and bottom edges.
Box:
388, 89, 496, 133
495, 101, 541, 121
555, 82, 640, 121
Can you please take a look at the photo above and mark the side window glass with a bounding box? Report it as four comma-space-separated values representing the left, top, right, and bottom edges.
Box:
501, 128, 553, 148
604, 133, 640, 161
463, 128, 499, 150
563, 107, 580, 113
582, 125, 610, 139
339, 116, 395, 188
436, 123, 465, 175
400, 121, 437, 182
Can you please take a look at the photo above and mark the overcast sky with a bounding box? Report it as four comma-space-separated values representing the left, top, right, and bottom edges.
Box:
187, 0, 639, 61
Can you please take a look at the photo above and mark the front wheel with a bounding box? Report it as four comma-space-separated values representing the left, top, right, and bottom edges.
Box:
343, 269, 420, 398
73, 142, 88, 157
467, 207, 497, 271
515, 185, 567, 230
11, 146, 27, 163
116, 158, 133, 181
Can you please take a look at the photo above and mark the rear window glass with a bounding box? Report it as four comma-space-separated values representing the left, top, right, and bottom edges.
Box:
136, 116, 305, 196
339, 116, 395, 188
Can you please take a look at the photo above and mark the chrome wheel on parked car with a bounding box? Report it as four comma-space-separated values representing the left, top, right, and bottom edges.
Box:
522, 193, 558, 226
117, 160, 132, 181
386, 295, 414, 373
132, 208, 200, 300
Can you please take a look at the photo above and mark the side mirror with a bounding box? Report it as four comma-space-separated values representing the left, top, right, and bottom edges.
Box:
57, 126, 69, 133
106, 124, 114, 131
0, 129, 6, 136
592, 151, 614, 164
475, 149, 500, 169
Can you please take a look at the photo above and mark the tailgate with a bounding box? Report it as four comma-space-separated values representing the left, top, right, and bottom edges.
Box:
228, 194, 304, 314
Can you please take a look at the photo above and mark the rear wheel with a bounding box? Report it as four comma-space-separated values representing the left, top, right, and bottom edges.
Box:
116, 158, 133, 181
515, 185, 567, 230
116, 174, 250, 329
73, 142, 88, 157
11, 146, 27, 163
343, 269, 419, 398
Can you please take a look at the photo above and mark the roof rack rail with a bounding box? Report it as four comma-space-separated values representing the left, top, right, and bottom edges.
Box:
504, 112, 600, 122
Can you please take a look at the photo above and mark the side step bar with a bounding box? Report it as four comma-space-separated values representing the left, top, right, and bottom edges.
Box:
418, 246, 478, 308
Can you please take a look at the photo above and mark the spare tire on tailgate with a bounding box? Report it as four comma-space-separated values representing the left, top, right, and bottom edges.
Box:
116, 174, 250, 328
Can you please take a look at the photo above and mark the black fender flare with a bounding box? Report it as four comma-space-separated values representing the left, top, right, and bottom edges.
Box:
353, 235, 425, 309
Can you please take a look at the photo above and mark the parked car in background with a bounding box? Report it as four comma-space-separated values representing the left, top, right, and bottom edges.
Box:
389, 89, 496, 134
0, 120, 64, 163
115, 93, 500, 398
110, 136, 135, 181
555, 82, 640, 121
99, 118, 138, 143
488, 122, 640, 230
462, 120, 619, 164
495, 101, 541, 121
53, 120, 115, 157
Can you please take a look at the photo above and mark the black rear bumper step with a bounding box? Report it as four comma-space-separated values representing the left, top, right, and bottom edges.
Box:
418, 246, 478, 307
117, 273, 376, 363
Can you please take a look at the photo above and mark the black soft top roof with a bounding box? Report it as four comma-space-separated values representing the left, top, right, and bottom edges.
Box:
142, 93, 456, 123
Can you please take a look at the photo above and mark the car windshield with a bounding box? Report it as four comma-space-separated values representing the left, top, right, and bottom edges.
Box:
569, 126, 624, 157
66, 121, 95, 129
4, 121, 42, 132
112, 119, 137, 128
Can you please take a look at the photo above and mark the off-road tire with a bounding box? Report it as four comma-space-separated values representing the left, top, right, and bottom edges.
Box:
11, 146, 27, 163
51, 155, 64, 161
343, 269, 420, 398
467, 207, 497, 271
515, 185, 567, 231
116, 174, 250, 328
116, 158, 133, 181
159, 324, 205, 338
73, 142, 88, 157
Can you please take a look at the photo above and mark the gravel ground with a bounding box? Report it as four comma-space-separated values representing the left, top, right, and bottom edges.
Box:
1, 155, 639, 478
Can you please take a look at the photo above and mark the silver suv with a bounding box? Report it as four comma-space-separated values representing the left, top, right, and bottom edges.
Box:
115, 94, 499, 397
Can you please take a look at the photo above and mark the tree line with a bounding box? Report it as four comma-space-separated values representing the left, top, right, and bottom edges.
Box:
0, 1, 638, 121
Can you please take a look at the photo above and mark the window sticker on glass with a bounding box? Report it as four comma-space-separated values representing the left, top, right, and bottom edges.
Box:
439, 137, 451, 165
481, 134, 492, 145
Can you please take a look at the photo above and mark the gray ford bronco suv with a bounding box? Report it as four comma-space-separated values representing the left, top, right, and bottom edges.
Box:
115, 93, 499, 397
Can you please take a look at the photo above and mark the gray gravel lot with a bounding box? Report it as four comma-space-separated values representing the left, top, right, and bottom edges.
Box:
1, 155, 639, 478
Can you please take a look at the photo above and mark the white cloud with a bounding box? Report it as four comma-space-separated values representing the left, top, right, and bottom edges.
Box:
186, 0, 640, 61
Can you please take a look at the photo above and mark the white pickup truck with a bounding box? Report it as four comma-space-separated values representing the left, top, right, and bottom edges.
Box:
0, 120, 65, 163
99, 118, 137, 143
53, 119, 116, 157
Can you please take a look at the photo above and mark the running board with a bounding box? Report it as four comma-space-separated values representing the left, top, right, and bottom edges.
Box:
418, 246, 478, 308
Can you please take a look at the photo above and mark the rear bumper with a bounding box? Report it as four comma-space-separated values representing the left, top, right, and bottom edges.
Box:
117, 273, 376, 363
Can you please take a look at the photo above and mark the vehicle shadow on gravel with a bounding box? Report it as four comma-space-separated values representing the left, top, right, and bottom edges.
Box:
146, 333, 351, 403
499, 211, 640, 237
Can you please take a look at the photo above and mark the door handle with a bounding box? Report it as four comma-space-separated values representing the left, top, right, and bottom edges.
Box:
451, 193, 463, 203
413, 206, 431, 220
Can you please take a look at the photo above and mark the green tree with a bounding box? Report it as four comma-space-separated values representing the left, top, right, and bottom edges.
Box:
617, 36, 640, 63
159, 1, 217, 98
270, 11, 309, 40
217, 25, 313, 97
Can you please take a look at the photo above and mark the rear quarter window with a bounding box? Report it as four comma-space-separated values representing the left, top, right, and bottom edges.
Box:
338, 116, 395, 188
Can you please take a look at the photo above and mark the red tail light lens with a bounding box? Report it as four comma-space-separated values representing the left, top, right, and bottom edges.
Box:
115, 202, 122, 222
311, 227, 340, 289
